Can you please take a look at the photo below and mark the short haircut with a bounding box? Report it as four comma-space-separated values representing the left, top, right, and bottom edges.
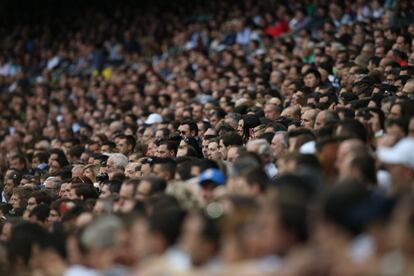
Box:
118, 134, 137, 150
180, 119, 199, 136
141, 176, 167, 195
221, 131, 243, 147
32, 190, 53, 205
241, 167, 270, 193
102, 180, 123, 194
29, 203, 50, 223
81, 215, 123, 250
71, 184, 99, 200
336, 119, 367, 142
386, 117, 409, 135
148, 207, 186, 247
157, 139, 178, 155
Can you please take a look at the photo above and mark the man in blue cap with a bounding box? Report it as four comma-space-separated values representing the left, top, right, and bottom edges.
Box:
199, 169, 226, 203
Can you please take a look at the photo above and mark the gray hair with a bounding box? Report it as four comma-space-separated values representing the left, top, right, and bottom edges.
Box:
247, 139, 274, 161
81, 215, 123, 250
108, 153, 129, 169
44, 176, 62, 190
274, 131, 289, 148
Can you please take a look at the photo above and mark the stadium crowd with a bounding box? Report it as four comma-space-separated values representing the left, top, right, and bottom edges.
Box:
1, 0, 414, 274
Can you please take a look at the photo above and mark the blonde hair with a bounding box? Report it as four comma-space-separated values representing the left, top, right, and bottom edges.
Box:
83, 164, 100, 182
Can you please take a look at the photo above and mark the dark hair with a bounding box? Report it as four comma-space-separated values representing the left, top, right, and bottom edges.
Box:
141, 176, 167, 195
176, 160, 197, 181
336, 119, 367, 142
68, 145, 84, 160
29, 203, 50, 223
71, 184, 99, 200
241, 167, 269, 193
32, 190, 53, 206
102, 141, 117, 151
157, 139, 178, 155
118, 134, 137, 150
151, 157, 176, 177
180, 119, 199, 136
148, 207, 186, 247
50, 149, 69, 167
182, 136, 202, 158
349, 153, 377, 185
7, 222, 48, 267
385, 117, 409, 135
221, 131, 243, 147
322, 180, 372, 236
102, 180, 122, 194
277, 201, 309, 243
304, 68, 322, 81
33, 151, 50, 164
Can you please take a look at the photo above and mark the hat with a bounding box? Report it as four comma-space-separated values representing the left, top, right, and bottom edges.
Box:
145, 113, 163, 125
199, 169, 226, 186
377, 138, 414, 169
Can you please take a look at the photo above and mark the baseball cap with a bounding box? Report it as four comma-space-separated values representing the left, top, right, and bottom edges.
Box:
199, 169, 226, 186
377, 138, 414, 169
145, 113, 163, 125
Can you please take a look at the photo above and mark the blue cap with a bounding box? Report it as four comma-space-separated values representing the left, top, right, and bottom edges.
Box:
199, 169, 226, 186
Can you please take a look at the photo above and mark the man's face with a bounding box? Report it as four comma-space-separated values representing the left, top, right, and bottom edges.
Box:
10, 193, 21, 209
304, 73, 318, 89
264, 104, 279, 121
117, 138, 130, 155
207, 142, 221, 160
301, 110, 316, 129
26, 197, 37, 211
271, 134, 287, 158
69, 188, 79, 200
135, 180, 151, 202
178, 124, 191, 137
49, 160, 61, 174
3, 178, 15, 198
201, 182, 216, 203
142, 129, 153, 143
218, 140, 228, 160
152, 164, 170, 180
125, 163, 139, 178
100, 185, 111, 199
10, 158, 24, 171
155, 130, 164, 140
388, 104, 402, 120
59, 183, 72, 198
176, 140, 188, 157
314, 111, 326, 130
192, 106, 203, 120
202, 139, 210, 158
386, 124, 405, 140
119, 183, 134, 200
157, 144, 172, 158
48, 153, 58, 167
227, 146, 239, 163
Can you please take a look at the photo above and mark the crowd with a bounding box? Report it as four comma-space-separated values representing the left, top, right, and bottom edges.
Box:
1, 0, 414, 275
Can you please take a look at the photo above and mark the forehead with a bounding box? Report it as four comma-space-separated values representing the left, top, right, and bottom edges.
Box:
227, 147, 238, 155
272, 134, 284, 142
158, 144, 167, 150
209, 142, 218, 147
179, 124, 189, 129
